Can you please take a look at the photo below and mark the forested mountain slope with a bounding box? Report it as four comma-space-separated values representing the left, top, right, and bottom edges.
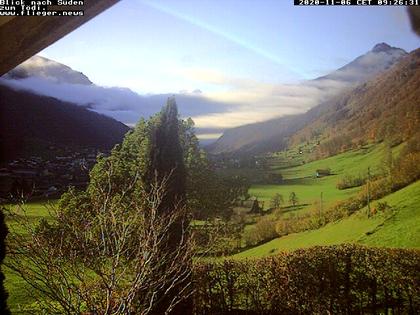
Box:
208, 44, 412, 156
293, 48, 420, 158
0, 84, 129, 162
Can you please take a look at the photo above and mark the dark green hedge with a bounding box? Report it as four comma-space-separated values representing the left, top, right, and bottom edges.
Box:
193, 245, 420, 315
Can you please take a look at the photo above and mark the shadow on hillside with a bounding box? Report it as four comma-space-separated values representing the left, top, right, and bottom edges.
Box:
265, 203, 310, 215
280, 177, 315, 186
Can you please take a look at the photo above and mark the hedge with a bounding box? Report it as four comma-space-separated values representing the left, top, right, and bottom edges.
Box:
193, 245, 420, 314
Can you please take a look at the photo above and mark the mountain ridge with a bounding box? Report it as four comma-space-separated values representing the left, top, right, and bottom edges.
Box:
3, 55, 93, 85
292, 48, 420, 158
207, 43, 411, 156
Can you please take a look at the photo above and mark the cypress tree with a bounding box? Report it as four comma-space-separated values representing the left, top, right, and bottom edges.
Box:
86, 97, 192, 314
0, 209, 10, 314
146, 97, 191, 315
146, 97, 186, 219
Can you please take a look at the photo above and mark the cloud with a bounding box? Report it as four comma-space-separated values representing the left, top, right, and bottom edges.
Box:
196, 133, 223, 140
176, 68, 353, 131
2, 53, 371, 145
0, 64, 354, 142
0, 76, 236, 127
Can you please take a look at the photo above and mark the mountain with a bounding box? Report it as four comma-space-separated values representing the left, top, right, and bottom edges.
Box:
3, 55, 93, 85
0, 84, 130, 162
207, 43, 409, 156
315, 43, 406, 83
291, 48, 420, 158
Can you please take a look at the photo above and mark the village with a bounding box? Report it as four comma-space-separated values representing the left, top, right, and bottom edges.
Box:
0, 147, 108, 202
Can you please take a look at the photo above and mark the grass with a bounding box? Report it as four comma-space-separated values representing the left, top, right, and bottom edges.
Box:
249, 144, 397, 212
3, 200, 55, 314
2, 144, 414, 311
234, 180, 420, 258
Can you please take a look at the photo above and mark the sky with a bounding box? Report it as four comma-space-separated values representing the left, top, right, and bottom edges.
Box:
30, 1, 420, 139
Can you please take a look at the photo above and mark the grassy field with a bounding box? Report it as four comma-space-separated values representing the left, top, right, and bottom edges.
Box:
2, 144, 415, 312
235, 180, 420, 258
3, 201, 54, 314
249, 144, 396, 212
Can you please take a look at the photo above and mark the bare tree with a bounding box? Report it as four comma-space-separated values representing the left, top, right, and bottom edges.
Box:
5, 170, 194, 315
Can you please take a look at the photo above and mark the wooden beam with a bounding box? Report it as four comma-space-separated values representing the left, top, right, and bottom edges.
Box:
0, 0, 118, 76
408, 7, 420, 37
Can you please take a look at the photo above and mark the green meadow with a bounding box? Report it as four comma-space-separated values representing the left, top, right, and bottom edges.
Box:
3, 143, 419, 312
235, 179, 420, 258
249, 144, 397, 212
3, 201, 54, 313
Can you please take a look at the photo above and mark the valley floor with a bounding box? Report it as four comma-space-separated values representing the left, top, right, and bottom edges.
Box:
3, 144, 420, 312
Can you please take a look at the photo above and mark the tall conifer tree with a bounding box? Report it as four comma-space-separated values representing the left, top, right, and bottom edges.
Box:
72, 97, 192, 314
146, 98, 191, 315
146, 97, 186, 219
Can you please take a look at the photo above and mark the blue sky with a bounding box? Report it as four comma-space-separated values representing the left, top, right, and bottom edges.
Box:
36, 0, 418, 138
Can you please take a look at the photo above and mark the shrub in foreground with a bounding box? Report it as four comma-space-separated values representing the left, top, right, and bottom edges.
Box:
193, 245, 420, 315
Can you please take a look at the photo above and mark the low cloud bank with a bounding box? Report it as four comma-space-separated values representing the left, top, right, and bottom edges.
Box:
0, 76, 237, 130
0, 65, 359, 141
2, 48, 405, 141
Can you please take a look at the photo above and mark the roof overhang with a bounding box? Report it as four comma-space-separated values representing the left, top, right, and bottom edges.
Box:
0, 0, 118, 76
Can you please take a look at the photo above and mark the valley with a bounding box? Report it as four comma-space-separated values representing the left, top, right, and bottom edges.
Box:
0, 35, 418, 313
235, 155, 420, 257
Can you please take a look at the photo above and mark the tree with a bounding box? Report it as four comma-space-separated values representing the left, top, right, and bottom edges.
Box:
289, 192, 299, 206
7, 98, 249, 313
143, 98, 191, 315
0, 209, 10, 315
146, 98, 186, 211
7, 99, 193, 315
249, 198, 262, 214
270, 193, 284, 209
7, 176, 193, 315
381, 145, 394, 176
180, 118, 249, 220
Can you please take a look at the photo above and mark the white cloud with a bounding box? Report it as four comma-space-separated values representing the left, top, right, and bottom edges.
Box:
1, 62, 359, 134
184, 68, 353, 129
0, 76, 235, 127
0, 68, 352, 134
196, 133, 223, 140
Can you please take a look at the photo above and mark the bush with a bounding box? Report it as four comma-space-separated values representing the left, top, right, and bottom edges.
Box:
336, 174, 366, 190
0, 210, 10, 315
254, 217, 277, 241
243, 217, 277, 247
376, 201, 391, 212
193, 245, 420, 314
243, 229, 260, 247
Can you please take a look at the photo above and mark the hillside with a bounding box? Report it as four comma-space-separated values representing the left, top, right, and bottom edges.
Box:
0, 84, 130, 162
248, 144, 394, 213
208, 44, 412, 156
292, 48, 420, 158
235, 180, 420, 258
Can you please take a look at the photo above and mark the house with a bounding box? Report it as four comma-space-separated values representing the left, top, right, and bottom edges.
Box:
316, 169, 331, 178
